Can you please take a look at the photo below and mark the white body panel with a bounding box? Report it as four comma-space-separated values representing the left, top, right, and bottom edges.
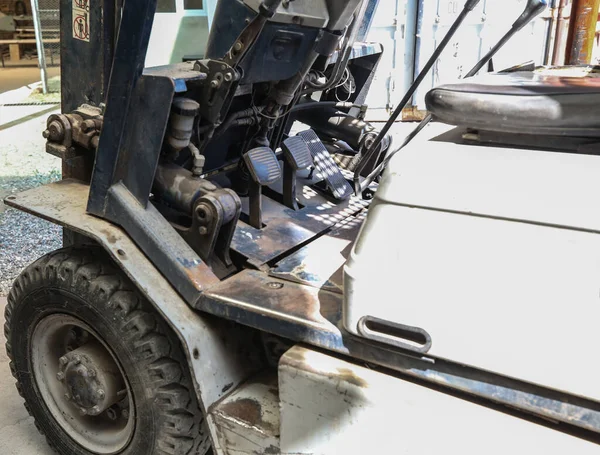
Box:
278, 346, 597, 454
344, 130, 600, 401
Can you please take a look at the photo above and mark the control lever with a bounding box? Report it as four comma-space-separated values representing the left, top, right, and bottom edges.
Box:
358, 0, 549, 193
281, 136, 313, 210
243, 147, 282, 229
223, 0, 282, 68
351, 0, 483, 191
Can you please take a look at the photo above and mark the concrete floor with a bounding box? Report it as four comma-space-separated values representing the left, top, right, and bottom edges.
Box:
0, 296, 54, 454
0, 67, 60, 95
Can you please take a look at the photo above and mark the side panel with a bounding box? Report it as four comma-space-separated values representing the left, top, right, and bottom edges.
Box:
344, 131, 600, 403
279, 346, 597, 454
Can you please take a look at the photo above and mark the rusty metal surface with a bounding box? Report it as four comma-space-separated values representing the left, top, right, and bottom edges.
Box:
232, 178, 369, 265
8, 180, 600, 438
200, 269, 344, 350
566, 0, 600, 64
4, 180, 261, 434
270, 212, 365, 293
210, 371, 280, 454
200, 270, 600, 436
105, 183, 220, 304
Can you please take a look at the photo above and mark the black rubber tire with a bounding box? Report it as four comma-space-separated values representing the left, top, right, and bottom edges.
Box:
4, 246, 211, 455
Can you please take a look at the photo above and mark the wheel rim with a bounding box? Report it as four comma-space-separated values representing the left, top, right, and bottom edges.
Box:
31, 314, 135, 454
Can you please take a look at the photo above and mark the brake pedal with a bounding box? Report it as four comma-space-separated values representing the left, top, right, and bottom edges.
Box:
282, 136, 313, 210
297, 129, 353, 200
243, 147, 282, 229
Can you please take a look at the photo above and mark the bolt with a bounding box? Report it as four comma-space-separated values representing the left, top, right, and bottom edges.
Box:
267, 282, 284, 290
97, 389, 105, 399
73, 355, 81, 365
224, 72, 233, 82
56, 372, 65, 381
42, 129, 50, 139
64, 392, 72, 401
90, 405, 101, 416
233, 41, 243, 52
88, 368, 96, 378
435, 15, 441, 23
199, 226, 208, 235
81, 119, 96, 133
91, 136, 100, 149
210, 79, 220, 88
79, 407, 88, 416
59, 356, 68, 367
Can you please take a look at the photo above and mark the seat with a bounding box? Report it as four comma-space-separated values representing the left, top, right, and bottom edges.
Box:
425, 67, 600, 137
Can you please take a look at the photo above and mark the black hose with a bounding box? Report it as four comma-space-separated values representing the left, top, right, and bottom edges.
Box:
213, 107, 258, 138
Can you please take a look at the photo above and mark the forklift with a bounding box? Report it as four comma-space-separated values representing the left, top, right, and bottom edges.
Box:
4, 0, 600, 453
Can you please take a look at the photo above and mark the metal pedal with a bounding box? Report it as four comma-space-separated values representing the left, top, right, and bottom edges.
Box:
297, 129, 353, 200
281, 136, 313, 210
244, 146, 282, 186
243, 147, 282, 229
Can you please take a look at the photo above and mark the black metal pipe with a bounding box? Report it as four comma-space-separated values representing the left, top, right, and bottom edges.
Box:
468, 0, 548, 77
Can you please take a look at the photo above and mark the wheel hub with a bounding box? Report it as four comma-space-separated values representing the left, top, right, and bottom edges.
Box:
56, 341, 124, 417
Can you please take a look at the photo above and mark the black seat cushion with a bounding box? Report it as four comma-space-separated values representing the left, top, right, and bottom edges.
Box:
426, 67, 600, 137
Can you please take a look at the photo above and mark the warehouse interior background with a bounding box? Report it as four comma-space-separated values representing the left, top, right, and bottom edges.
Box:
0, 0, 600, 120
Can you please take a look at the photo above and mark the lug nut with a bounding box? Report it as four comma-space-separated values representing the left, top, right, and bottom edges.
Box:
79, 407, 88, 416
90, 406, 101, 416
97, 389, 105, 399
59, 356, 68, 367
64, 392, 72, 401
106, 408, 118, 421
56, 372, 65, 381
88, 368, 96, 378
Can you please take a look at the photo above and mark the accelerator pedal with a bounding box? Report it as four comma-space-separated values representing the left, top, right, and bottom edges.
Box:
297, 129, 353, 200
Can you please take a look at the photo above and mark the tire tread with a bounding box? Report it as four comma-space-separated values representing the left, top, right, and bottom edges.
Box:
4, 246, 210, 455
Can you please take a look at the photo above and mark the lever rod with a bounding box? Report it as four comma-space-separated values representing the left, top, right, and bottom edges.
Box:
358, 0, 549, 194
352, 0, 483, 192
